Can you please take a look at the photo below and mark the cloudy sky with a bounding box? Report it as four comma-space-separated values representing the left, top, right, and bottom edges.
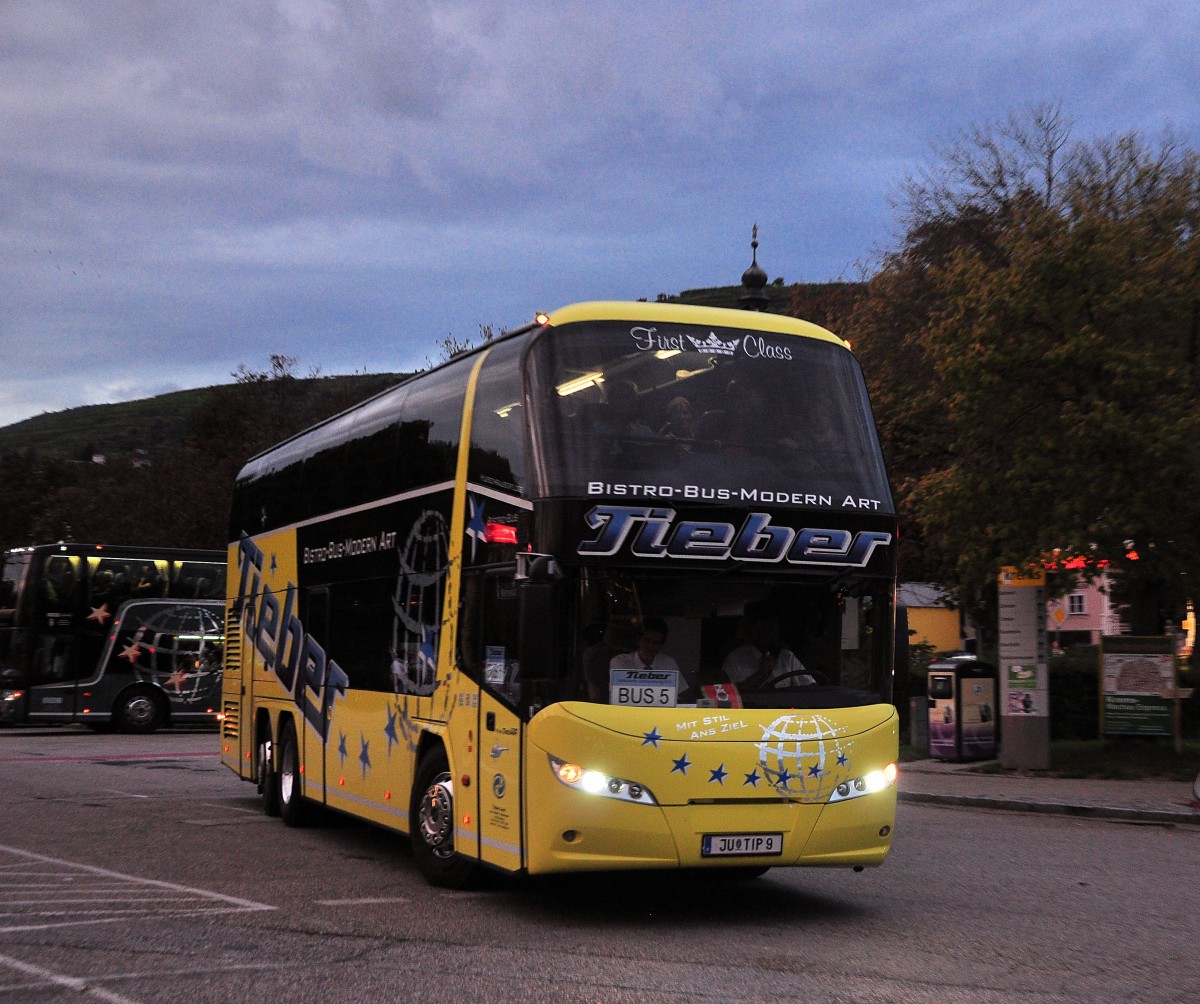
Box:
2, 1, 1197, 428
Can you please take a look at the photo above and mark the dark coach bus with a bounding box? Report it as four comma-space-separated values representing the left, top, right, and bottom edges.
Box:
0, 543, 225, 729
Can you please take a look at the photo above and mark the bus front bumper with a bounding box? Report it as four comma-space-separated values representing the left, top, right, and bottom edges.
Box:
524, 779, 896, 874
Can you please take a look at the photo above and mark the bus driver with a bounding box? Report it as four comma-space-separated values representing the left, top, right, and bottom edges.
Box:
722, 608, 814, 691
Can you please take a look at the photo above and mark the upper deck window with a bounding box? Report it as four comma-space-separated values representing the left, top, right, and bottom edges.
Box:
525, 319, 893, 512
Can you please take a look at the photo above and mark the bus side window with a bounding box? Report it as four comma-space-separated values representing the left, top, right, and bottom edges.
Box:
40, 557, 79, 612
460, 569, 520, 705
325, 579, 393, 693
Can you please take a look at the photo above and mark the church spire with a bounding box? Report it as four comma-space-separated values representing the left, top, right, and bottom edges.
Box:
739, 223, 770, 311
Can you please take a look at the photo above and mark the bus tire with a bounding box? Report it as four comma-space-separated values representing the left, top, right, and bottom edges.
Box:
277, 717, 311, 827
257, 732, 281, 817
113, 687, 165, 734
411, 748, 479, 889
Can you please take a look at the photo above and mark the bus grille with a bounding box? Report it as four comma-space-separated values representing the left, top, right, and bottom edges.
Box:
222, 598, 242, 740
222, 700, 240, 739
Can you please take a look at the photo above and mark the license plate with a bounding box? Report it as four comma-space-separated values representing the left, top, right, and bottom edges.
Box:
701, 832, 783, 857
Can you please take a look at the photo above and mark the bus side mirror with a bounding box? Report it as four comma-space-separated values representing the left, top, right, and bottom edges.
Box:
517, 557, 563, 681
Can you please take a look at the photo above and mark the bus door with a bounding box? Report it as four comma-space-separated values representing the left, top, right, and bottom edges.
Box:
301, 586, 332, 801
463, 567, 524, 872
27, 553, 85, 721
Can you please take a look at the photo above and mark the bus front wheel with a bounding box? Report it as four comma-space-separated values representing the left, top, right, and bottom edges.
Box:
411, 748, 479, 889
113, 688, 164, 734
277, 718, 311, 827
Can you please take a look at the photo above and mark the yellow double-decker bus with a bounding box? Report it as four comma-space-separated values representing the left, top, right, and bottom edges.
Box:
220, 301, 899, 886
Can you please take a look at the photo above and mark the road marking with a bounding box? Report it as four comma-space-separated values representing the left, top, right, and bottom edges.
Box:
316, 896, 412, 905
0, 843, 274, 933
0, 950, 142, 1004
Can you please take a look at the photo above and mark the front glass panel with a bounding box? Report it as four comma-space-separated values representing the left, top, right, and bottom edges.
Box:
567, 569, 894, 711
526, 320, 893, 513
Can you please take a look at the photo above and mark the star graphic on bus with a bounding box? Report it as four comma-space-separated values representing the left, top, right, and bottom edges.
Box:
165, 669, 188, 692
808, 764, 822, 778
466, 496, 487, 560
384, 708, 400, 755
670, 753, 691, 775
837, 753, 849, 766
87, 604, 112, 624
120, 642, 142, 664
338, 732, 348, 768
709, 764, 728, 784
770, 766, 794, 791
641, 727, 662, 747
358, 734, 371, 777
743, 768, 762, 788
419, 630, 438, 676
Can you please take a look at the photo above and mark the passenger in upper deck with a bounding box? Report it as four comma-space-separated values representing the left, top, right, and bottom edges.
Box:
658, 395, 697, 441
722, 607, 814, 691
700, 377, 798, 457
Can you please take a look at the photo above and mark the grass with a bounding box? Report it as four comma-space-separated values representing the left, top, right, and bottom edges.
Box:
902, 738, 1200, 781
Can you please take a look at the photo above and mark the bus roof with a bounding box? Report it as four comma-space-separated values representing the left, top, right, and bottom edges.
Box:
543, 301, 850, 347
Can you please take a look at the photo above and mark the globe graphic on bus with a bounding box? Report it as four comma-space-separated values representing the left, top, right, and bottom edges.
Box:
390, 510, 449, 697
127, 604, 224, 704
756, 713, 849, 801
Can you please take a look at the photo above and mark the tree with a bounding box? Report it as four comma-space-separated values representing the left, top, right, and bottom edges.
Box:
848, 105, 1200, 638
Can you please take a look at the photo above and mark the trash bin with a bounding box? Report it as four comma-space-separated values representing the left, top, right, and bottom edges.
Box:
927, 657, 997, 760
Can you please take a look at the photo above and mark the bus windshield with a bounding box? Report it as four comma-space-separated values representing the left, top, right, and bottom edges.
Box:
526, 319, 894, 512
462, 563, 894, 713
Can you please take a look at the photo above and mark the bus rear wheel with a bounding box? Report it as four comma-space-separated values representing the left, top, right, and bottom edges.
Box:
411, 748, 479, 889
257, 732, 280, 817
113, 688, 164, 734
277, 718, 311, 827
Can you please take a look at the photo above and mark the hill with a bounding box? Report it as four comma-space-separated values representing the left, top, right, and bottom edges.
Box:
0, 372, 408, 461
669, 279, 865, 332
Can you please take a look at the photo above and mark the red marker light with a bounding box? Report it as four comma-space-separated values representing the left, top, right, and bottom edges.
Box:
485, 522, 518, 545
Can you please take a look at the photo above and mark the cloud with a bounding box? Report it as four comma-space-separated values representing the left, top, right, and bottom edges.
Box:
1, 0, 1198, 426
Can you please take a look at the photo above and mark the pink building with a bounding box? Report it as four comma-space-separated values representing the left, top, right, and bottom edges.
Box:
1045, 571, 1128, 649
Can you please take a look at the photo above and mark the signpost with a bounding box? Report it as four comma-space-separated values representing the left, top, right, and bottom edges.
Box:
998, 567, 1050, 769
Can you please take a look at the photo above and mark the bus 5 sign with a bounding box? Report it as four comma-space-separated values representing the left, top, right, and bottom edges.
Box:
610, 668, 678, 707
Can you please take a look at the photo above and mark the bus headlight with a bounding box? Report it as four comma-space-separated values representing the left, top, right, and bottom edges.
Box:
829, 762, 897, 803
548, 755, 658, 805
